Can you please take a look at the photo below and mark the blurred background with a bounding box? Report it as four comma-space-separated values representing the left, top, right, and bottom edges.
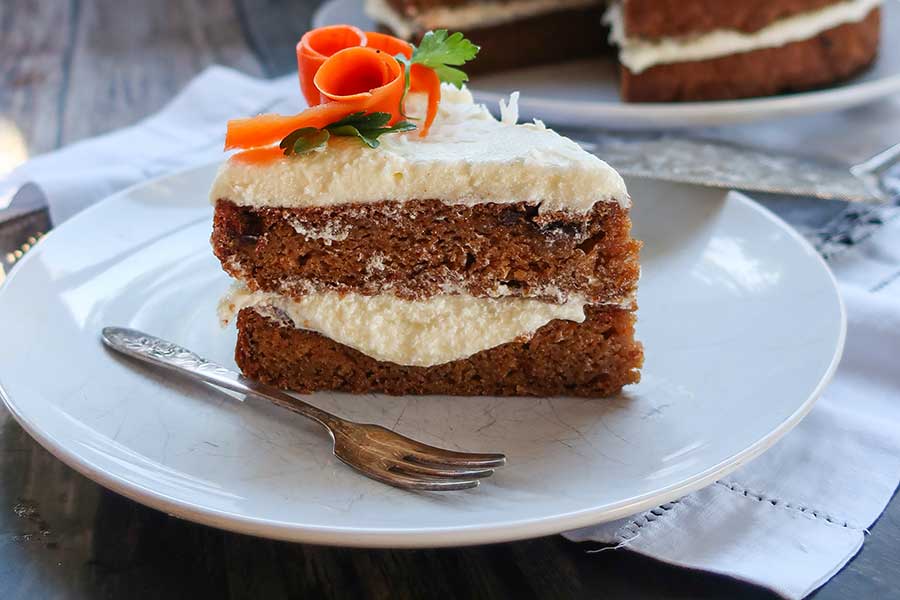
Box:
0, 0, 318, 177
1, 2, 898, 599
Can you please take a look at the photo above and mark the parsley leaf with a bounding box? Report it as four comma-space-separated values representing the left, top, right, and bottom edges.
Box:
280, 127, 330, 155
410, 30, 480, 88
326, 112, 416, 148
280, 112, 417, 155
330, 120, 416, 148
328, 111, 392, 131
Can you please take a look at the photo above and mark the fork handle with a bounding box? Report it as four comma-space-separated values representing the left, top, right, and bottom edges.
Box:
101, 327, 344, 432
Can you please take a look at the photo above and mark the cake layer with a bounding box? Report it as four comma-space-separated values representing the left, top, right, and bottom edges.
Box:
219, 286, 590, 367
235, 305, 643, 397
210, 87, 627, 215
371, 5, 612, 75
607, 0, 881, 74
621, 0, 844, 38
212, 199, 640, 304
620, 9, 880, 102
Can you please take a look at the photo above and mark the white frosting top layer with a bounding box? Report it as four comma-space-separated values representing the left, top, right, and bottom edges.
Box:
364, 0, 602, 38
210, 86, 629, 214
606, 0, 882, 74
219, 286, 587, 367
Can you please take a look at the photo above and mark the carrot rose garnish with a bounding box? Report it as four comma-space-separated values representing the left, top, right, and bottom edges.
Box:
297, 25, 367, 106
225, 28, 479, 162
359, 31, 442, 135
226, 47, 406, 150
313, 46, 405, 119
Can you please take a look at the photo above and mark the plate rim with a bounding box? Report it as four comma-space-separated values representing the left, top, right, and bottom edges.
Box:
0, 163, 847, 548
314, 0, 900, 129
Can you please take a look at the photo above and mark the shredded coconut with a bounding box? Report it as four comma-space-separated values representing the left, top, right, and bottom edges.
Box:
499, 91, 520, 125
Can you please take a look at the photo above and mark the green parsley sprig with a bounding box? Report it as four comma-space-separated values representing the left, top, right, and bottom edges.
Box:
398, 30, 480, 89
393, 30, 480, 115
280, 112, 416, 156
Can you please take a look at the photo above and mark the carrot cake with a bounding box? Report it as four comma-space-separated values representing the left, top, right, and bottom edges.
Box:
211, 27, 642, 396
366, 0, 883, 102
608, 0, 882, 101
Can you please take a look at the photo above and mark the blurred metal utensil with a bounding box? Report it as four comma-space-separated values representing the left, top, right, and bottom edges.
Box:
575, 135, 900, 204
0, 183, 51, 281
851, 141, 900, 201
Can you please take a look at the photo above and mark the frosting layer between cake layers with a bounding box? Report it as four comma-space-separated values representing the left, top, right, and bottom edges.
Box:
210, 86, 628, 215
606, 0, 882, 73
364, 0, 603, 39
219, 285, 592, 367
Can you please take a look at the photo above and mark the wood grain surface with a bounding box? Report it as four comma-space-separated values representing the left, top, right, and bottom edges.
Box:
0, 1, 898, 598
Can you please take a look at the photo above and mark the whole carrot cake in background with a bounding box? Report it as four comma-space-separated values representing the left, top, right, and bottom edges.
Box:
211, 27, 643, 397
609, 0, 882, 101
365, 0, 883, 102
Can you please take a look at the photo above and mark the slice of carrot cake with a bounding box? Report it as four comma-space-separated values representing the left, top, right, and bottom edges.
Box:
211, 27, 642, 396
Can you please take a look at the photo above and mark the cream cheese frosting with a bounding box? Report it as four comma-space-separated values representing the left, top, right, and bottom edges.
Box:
605, 0, 882, 74
364, 0, 602, 39
218, 285, 588, 367
210, 86, 629, 215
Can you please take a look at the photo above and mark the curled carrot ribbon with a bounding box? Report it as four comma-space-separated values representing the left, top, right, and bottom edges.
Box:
314, 46, 405, 116
338, 31, 440, 136
297, 25, 367, 106
228, 26, 443, 162
226, 46, 405, 152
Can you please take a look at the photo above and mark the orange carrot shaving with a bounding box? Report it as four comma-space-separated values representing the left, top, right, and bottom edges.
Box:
224, 27, 475, 162
410, 63, 440, 136
297, 25, 367, 106
226, 47, 406, 150
225, 100, 366, 150
230, 146, 286, 164
313, 47, 405, 121
365, 32, 441, 135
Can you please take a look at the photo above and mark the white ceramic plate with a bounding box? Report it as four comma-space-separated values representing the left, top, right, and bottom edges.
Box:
0, 165, 844, 548
314, 0, 900, 129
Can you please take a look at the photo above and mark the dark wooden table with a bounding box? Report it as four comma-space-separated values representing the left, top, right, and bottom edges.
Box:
1, 1, 898, 598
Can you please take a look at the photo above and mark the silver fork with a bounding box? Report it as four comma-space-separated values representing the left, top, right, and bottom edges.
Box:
101, 327, 506, 491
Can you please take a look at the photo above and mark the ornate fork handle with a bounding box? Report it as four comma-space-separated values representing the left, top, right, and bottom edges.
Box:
101, 327, 343, 431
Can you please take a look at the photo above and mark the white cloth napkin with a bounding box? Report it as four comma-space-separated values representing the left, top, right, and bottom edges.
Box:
564, 275, 900, 599
3, 66, 899, 600
1, 67, 301, 223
